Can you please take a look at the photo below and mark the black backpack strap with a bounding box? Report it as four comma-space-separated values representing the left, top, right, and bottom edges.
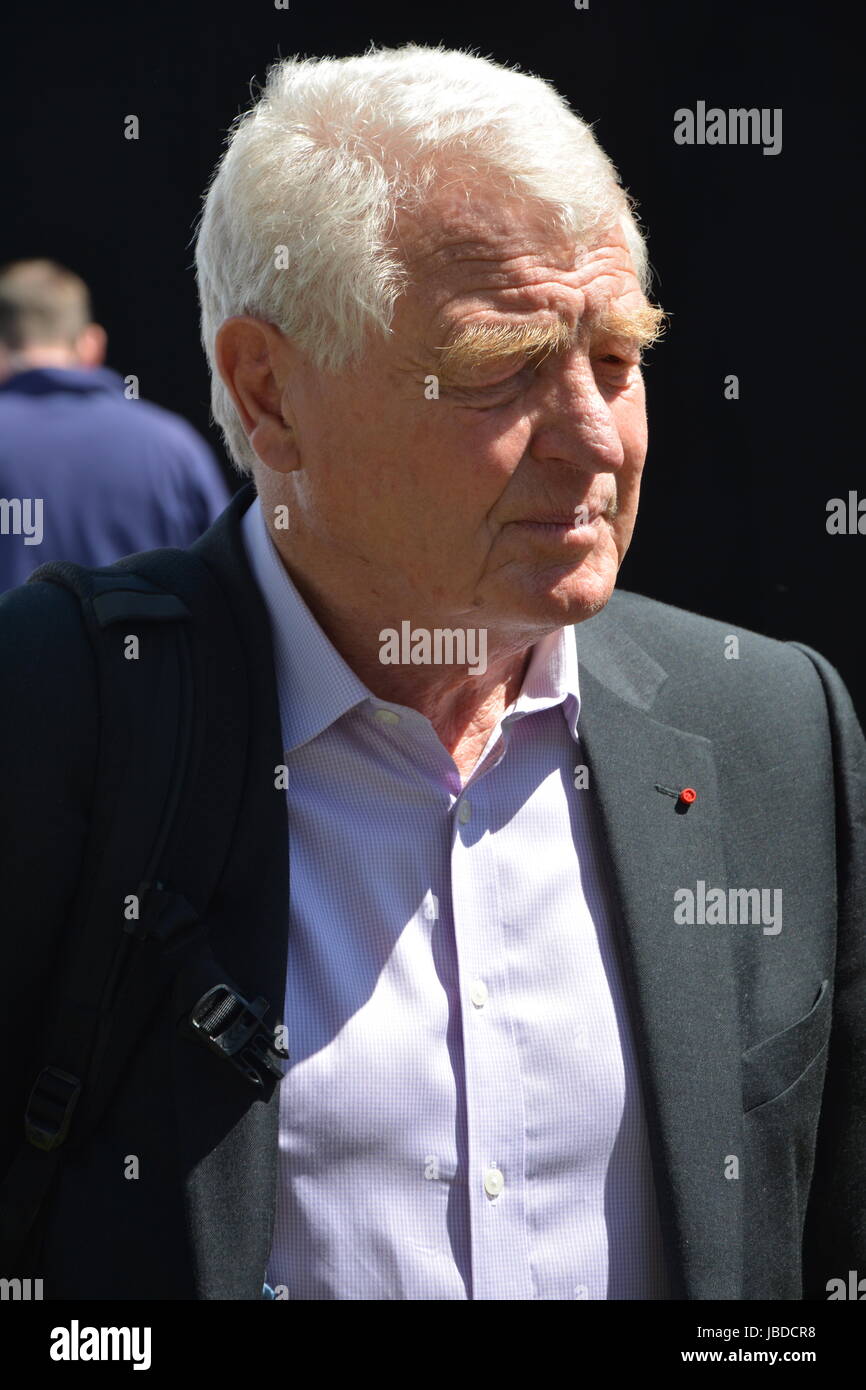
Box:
0, 554, 284, 1265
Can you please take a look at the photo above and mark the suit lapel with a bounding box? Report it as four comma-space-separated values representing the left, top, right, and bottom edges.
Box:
574, 611, 745, 1299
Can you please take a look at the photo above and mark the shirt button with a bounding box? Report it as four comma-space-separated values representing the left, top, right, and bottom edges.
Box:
457, 801, 472, 824
374, 709, 400, 725
573, 1284, 589, 1299
470, 979, 489, 1008
483, 1166, 504, 1198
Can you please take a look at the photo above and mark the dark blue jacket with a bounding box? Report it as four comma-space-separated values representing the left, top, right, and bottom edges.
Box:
0, 366, 231, 590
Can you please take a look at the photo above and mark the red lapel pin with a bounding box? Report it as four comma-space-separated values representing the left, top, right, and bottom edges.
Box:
655, 783, 697, 808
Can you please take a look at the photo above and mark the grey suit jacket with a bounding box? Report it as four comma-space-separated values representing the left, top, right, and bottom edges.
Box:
1, 481, 863, 1299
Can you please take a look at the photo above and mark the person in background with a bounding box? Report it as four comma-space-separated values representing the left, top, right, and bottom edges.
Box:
0, 259, 231, 590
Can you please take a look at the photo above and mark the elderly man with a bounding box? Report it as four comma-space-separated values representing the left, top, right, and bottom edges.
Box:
0, 45, 863, 1303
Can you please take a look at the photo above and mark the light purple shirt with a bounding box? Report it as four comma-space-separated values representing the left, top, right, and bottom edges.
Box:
243, 496, 670, 1300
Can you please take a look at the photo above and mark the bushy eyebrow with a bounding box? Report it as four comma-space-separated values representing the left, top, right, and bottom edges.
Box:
434, 301, 667, 376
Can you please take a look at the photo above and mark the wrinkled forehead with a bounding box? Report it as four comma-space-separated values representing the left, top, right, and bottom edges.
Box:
392, 185, 646, 348
397, 182, 639, 312
396, 182, 587, 281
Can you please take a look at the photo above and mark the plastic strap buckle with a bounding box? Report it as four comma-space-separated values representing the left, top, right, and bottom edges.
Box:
24, 1066, 82, 1151
188, 985, 286, 1089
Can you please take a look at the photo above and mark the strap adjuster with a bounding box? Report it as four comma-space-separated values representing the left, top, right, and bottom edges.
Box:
124, 882, 201, 950
188, 985, 287, 1089
24, 1066, 82, 1151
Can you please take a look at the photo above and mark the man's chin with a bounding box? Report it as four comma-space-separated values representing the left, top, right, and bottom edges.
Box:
561, 584, 615, 626
528, 555, 618, 625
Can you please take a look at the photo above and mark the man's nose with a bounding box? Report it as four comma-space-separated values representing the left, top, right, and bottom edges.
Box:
526, 358, 626, 475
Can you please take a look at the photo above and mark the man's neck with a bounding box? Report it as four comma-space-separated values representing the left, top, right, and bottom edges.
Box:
267, 525, 535, 767
7, 348, 80, 372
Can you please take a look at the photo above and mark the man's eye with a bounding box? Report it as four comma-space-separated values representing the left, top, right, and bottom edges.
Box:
598, 352, 644, 370
450, 366, 528, 408
481, 371, 524, 391
468, 364, 527, 391
464, 375, 525, 409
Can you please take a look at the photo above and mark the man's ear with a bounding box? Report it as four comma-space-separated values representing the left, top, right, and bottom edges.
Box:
75, 323, 107, 367
215, 316, 301, 474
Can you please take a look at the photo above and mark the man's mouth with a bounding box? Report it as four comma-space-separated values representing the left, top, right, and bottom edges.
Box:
505, 497, 618, 546
519, 516, 599, 526
513, 497, 617, 529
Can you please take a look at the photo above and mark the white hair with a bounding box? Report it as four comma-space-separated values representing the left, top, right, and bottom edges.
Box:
195, 43, 652, 475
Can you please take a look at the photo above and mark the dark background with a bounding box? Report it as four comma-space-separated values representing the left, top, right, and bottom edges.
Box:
4, 0, 863, 710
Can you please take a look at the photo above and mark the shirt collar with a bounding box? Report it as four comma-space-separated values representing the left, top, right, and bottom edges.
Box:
0, 366, 126, 397
506, 623, 581, 742
242, 493, 581, 752
242, 494, 370, 752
